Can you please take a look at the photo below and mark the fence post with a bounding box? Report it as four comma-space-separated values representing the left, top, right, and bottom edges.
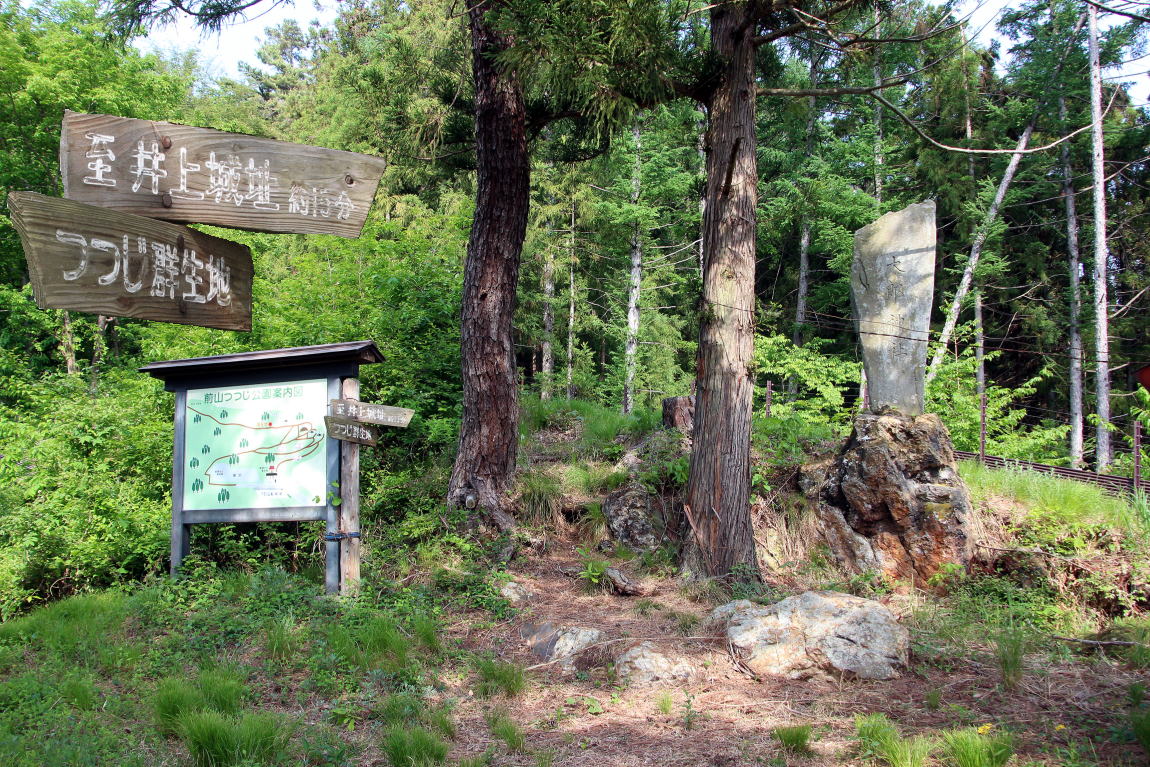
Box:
1135, 420, 1142, 494
765, 379, 772, 419
979, 390, 987, 464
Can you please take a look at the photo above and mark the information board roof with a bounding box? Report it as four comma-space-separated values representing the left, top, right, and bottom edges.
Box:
140, 341, 383, 389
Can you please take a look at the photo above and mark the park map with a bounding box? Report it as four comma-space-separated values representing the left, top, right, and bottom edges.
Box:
182, 379, 329, 511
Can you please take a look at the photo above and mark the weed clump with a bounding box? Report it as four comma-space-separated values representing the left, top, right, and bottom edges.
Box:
382, 725, 449, 767
941, 728, 1014, 767
486, 708, 526, 752
177, 710, 292, 767
519, 470, 563, 527
772, 723, 813, 754
474, 657, 526, 698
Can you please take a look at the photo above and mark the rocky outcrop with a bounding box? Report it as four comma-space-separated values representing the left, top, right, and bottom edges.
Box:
499, 581, 533, 604
816, 412, 973, 583
714, 591, 909, 681
613, 642, 698, 685
603, 484, 659, 552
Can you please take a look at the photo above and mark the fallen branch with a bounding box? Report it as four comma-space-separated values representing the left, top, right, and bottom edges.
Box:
1051, 634, 1150, 649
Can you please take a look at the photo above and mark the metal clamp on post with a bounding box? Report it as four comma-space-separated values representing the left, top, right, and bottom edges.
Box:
323, 531, 362, 542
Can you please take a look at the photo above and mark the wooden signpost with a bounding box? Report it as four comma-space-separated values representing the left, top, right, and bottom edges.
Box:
6, 110, 398, 596
7, 192, 253, 331
60, 111, 388, 238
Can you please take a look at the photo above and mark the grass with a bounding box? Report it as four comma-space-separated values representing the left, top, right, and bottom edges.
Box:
1131, 708, 1150, 755
773, 724, 814, 754
486, 708, 526, 752
994, 628, 1025, 690
59, 675, 97, 710
575, 501, 607, 543
410, 612, 442, 655
856, 713, 934, 767
382, 725, 449, 767
959, 460, 1148, 536
197, 667, 247, 714
519, 395, 660, 458
655, 690, 674, 715
177, 710, 292, 767
264, 614, 299, 661
519, 470, 564, 527
941, 728, 1015, 767
474, 657, 526, 698
154, 678, 206, 736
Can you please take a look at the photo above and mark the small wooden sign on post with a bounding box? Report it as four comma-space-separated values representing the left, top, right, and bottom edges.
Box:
6, 191, 253, 331
60, 111, 388, 238
325, 393, 412, 595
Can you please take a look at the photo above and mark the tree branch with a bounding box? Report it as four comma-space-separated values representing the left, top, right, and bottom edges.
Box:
868, 90, 1114, 155
1083, 0, 1150, 24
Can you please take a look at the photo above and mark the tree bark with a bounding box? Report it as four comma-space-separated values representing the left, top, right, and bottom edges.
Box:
682, 5, 759, 579
1060, 95, 1085, 469
566, 201, 576, 399
447, 1, 530, 529
59, 310, 77, 375
926, 121, 1034, 385
623, 122, 643, 414
872, 6, 884, 205
541, 246, 555, 400
1088, 3, 1112, 471
793, 51, 819, 348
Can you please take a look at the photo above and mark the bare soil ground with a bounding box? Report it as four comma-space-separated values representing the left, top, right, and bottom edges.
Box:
418, 536, 1148, 767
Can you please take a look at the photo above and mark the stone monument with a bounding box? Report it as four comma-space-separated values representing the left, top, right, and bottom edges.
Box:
811, 201, 974, 585
850, 200, 935, 415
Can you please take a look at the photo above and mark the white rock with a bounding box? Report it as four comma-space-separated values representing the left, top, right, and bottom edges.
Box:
721, 591, 908, 680
500, 581, 532, 603
614, 641, 697, 685
709, 599, 755, 625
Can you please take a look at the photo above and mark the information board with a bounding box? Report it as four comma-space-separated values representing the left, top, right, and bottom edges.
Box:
182, 379, 329, 511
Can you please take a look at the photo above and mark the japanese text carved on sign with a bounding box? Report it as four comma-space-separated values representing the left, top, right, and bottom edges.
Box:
60, 111, 388, 238
6, 192, 253, 331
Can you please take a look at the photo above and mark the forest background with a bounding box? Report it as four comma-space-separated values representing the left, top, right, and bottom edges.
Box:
0, 0, 1148, 615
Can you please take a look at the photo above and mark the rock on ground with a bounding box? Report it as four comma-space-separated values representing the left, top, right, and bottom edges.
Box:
521, 622, 605, 673
715, 591, 909, 681
815, 412, 973, 583
500, 581, 532, 603
614, 642, 698, 685
603, 484, 659, 552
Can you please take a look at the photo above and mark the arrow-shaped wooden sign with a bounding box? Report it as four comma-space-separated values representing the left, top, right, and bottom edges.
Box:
60, 111, 387, 238
6, 192, 253, 331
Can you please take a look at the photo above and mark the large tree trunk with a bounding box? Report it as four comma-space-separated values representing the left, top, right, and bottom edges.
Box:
623, 122, 643, 414
447, 1, 530, 529
926, 121, 1034, 384
1060, 96, 1085, 469
682, 6, 759, 579
1088, 4, 1112, 471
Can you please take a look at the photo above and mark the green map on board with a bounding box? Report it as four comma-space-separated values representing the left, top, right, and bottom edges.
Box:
182, 379, 329, 511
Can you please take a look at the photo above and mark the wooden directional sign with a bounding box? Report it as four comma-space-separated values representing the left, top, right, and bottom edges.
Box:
6, 192, 253, 331
330, 399, 414, 428
60, 111, 387, 238
325, 416, 380, 446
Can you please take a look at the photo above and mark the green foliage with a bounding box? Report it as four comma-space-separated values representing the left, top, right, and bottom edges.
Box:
575, 546, 610, 593
772, 724, 813, 754
855, 713, 899, 759
264, 615, 300, 662
753, 334, 860, 425
473, 657, 526, 699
